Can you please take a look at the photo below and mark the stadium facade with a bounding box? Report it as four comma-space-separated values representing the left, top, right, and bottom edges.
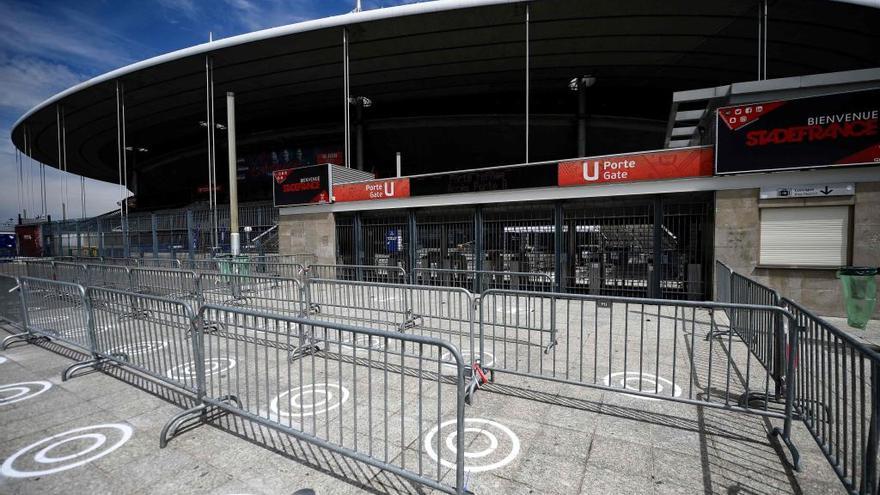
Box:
10, 0, 880, 316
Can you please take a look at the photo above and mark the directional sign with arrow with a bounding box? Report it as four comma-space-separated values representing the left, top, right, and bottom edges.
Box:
760, 183, 854, 199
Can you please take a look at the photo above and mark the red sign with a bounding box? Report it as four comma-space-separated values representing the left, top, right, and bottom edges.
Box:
558, 146, 714, 187
334, 178, 410, 202
197, 185, 222, 194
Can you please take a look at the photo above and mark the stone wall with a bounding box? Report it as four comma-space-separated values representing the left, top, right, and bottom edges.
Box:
278, 211, 336, 265
714, 182, 880, 318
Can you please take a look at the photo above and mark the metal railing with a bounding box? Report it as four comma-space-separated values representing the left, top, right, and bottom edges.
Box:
309, 263, 407, 284
129, 267, 201, 308
412, 268, 554, 294
15, 277, 93, 354
198, 273, 305, 318
195, 305, 468, 494
783, 296, 879, 495
0, 274, 23, 329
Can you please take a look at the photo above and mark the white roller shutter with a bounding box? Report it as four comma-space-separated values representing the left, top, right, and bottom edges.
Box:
759, 206, 850, 267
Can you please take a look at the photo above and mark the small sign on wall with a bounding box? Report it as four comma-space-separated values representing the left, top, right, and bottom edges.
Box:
759, 183, 854, 199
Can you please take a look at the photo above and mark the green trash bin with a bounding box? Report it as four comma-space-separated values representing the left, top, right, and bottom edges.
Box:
837, 267, 878, 330
218, 255, 250, 277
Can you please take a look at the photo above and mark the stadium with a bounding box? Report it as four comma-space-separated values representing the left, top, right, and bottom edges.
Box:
2, 1, 880, 494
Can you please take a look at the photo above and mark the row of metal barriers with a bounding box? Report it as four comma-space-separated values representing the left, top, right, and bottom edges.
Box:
0, 259, 875, 494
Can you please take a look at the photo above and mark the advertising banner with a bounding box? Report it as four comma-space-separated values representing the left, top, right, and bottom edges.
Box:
334, 178, 410, 202
273, 164, 330, 207
557, 146, 714, 187
716, 89, 879, 174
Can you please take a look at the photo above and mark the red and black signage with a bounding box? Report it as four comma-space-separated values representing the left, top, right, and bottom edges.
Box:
558, 146, 713, 187
716, 89, 880, 174
273, 164, 331, 206
409, 163, 557, 196
334, 178, 410, 202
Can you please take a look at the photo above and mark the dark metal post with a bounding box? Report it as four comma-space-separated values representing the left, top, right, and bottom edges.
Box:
151, 214, 159, 258
186, 210, 195, 262
651, 196, 663, 299
474, 206, 484, 294
554, 201, 564, 293
353, 212, 364, 266
407, 209, 418, 283
97, 219, 104, 258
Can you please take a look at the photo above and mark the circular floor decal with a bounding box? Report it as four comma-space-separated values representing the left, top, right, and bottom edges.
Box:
340, 334, 385, 354
108, 340, 167, 357
0, 356, 6, 365
0, 381, 52, 405
602, 372, 682, 401
269, 383, 349, 420
441, 349, 494, 370
425, 418, 520, 473
166, 358, 236, 380
1, 423, 132, 477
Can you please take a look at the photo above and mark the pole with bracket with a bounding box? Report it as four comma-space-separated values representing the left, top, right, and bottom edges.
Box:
226, 92, 240, 256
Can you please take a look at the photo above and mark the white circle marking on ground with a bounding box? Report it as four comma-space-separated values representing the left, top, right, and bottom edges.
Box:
109, 340, 167, 357
0, 356, 7, 365
602, 372, 682, 401
166, 358, 236, 380
0, 424, 133, 477
340, 334, 385, 353
424, 417, 520, 473
0, 381, 52, 405
269, 383, 350, 419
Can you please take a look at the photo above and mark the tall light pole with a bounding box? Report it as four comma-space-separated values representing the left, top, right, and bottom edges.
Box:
226, 92, 240, 256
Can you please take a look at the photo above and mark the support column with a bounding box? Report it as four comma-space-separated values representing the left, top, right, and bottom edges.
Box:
474, 206, 484, 294
577, 89, 587, 157
226, 92, 240, 256
407, 210, 418, 281
186, 210, 195, 261
554, 201, 564, 293
652, 196, 663, 299
76, 222, 81, 257
355, 104, 364, 171
97, 219, 104, 258
524, 3, 530, 163
353, 213, 364, 266
152, 214, 159, 258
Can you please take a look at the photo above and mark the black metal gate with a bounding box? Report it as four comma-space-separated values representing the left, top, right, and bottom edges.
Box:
335, 192, 712, 299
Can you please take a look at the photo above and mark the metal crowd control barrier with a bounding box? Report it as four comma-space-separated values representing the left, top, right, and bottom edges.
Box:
714, 260, 732, 303
413, 268, 554, 294
0, 260, 27, 278
139, 258, 182, 269
88, 287, 201, 392
24, 260, 54, 279
0, 274, 23, 330
783, 297, 879, 495
309, 263, 407, 284
198, 273, 306, 318
1, 278, 95, 370
54, 262, 89, 285
477, 288, 801, 466
162, 305, 469, 495
715, 261, 786, 401
86, 264, 131, 290
104, 257, 141, 267
248, 262, 304, 280
129, 267, 201, 308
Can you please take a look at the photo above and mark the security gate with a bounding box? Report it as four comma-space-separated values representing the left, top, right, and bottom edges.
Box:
336, 193, 713, 300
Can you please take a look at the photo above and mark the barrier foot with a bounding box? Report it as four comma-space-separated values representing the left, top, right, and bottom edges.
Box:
160, 404, 206, 448
160, 395, 241, 448
543, 339, 558, 354
771, 427, 801, 471
1, 332, 34, 350
62, 357, 110, 381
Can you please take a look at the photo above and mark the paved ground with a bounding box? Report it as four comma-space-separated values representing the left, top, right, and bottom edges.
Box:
0, 321, 848, 495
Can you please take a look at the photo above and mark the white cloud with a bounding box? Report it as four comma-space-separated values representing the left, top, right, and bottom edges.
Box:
0, 55, 85, 114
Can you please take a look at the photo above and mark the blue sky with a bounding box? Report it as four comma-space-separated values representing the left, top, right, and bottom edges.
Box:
0, 0, 415, 226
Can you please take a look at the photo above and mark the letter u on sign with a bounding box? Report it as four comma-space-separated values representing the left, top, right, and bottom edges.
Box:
582, 161, 599, 181
384, 181, 395, 197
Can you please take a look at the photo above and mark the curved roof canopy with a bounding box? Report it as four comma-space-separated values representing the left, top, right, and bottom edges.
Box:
11, 0, 880, 183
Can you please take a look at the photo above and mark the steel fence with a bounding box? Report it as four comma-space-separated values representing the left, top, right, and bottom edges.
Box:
198, 273, 306, 318
193, 304, 469, 494
308, 278, 476, 360
783, 296, 880, 495
308, 263, 407, 284
24, 260, 54, 279
14, 277, 93, 353
412, 268, 553, 293
0, 274, 22, 330
86, 264, 131, 290
129, 267, 201, 308
0, 260, 27, 278
477, 288, 800, 464
54, 262, 89, 285
139, 258, 182, 269
715, 260, 732, 303
89, 287, 201, 393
